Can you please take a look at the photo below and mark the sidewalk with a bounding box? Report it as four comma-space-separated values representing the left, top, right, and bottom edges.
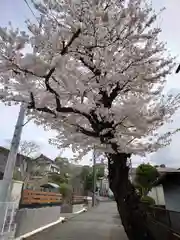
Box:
25, 202, 128, 240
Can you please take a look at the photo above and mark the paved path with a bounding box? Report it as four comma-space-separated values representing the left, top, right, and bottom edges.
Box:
26, 202, 128, 240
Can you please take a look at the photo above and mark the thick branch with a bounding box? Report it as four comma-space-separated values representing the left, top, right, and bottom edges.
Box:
75, 124, 99, 137
25, 29, 85, 119
78, 56, 113, 108
28, 92, 93, 125
109, 80, 130, 103
62, 28, 81, 55
102, 57, 144, 108
12, 68, 40, 77
79, 57, 101, 76
44, 28, 81, 87
56, 106, 92, 120
28, 92, 57, 117
108, 73, 138, 106
78, 55, 135, 108
36, 106, 57, 117
42, 29, 82, 114
11, 28, 81, 82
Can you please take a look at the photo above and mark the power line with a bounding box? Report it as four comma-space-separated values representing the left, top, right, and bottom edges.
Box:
23, 0, 40, 24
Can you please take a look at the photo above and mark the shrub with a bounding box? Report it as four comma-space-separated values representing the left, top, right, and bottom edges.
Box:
135, 163, 159, 197
141, 196, 155, 205
60, 183, 72, 199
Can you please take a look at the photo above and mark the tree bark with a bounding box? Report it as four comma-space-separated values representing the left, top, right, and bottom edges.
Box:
107, 152, 155, 240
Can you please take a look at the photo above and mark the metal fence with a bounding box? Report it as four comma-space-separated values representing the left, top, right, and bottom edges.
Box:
148, 206, 180, 235
147, 217, 180, 240
0, 202, 17, 239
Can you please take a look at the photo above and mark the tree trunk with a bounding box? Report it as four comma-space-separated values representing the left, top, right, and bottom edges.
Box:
108, 153, 155, 240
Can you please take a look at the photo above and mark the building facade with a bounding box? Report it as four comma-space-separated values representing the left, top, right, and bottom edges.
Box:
35, 154, 60, 175
0, 146, 32, 179
131, 166, 180, 212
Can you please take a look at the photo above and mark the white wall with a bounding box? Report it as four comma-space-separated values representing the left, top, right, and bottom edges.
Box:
10, 180, 23, 203
148, 185, 166, 206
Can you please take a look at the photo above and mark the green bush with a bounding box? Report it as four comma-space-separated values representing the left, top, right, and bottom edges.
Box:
141, 196, 155, 205
135, 163, 159, 197
60, 183, 72, 199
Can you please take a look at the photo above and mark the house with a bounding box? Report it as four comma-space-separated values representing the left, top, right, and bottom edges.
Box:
71, 175, 84, 196
96, 177, 113, 197
34, 154, 60, 175
0, 146, 32, 179
149, 167, 180, 212
0, 147, 60, 189
25, 154, 61, 190
95, 162, 113, 197
130, 166, 180, 212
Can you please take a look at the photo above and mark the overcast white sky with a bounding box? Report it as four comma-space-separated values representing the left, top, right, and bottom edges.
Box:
0, 0, 180, 167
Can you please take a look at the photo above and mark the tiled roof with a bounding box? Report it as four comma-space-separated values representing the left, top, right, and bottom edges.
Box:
35, 154, 53, 163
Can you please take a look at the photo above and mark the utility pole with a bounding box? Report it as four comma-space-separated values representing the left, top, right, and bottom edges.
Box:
0, 103, 26, 232
4, 103, 26, 183
92, 147, 96, 207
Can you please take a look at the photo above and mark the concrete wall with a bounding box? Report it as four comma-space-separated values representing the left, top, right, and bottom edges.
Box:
61, 204, 85, 219
10, 180, 23, 203
148, 185, 165, 206
15, 203, 86, 238
73, 204, 84, 213
15, 206, 61, 238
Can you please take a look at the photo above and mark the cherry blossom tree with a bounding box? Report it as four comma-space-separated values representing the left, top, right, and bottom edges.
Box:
18, 140, 40, 157
0, 0, 179, 239
17, 140, 41, 184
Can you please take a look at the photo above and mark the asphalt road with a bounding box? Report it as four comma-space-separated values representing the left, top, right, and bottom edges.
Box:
26, 201, 128, 240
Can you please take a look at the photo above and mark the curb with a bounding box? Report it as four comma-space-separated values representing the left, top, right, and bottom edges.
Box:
15, 208, 87, 240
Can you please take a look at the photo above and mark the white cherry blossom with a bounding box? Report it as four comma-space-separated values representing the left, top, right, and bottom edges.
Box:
0, 0, 179, 159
